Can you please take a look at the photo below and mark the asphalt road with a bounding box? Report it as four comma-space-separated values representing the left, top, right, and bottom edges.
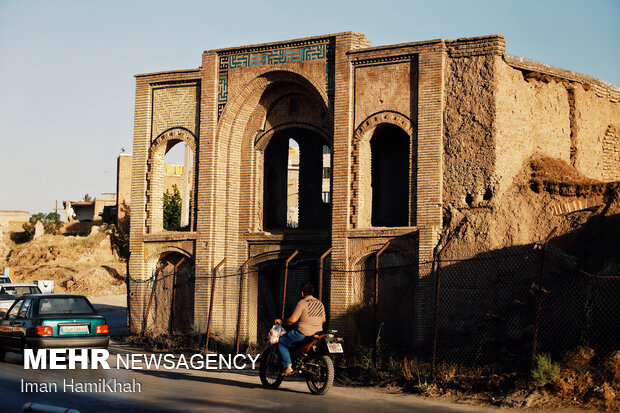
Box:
89, 295, 128, 337
0, 345, 506, 413
0, 296, 508, 412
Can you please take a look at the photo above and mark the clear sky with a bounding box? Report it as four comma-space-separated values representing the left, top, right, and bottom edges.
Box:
1, 0, 619, 215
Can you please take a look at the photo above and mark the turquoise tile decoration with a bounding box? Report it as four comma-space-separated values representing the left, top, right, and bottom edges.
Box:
217, 43, 333, 120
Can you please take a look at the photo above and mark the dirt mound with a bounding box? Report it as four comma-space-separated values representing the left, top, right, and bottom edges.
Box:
1, 229, 127, 296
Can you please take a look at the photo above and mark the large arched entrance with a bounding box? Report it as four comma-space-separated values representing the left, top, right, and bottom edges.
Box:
255, 253, 328, 345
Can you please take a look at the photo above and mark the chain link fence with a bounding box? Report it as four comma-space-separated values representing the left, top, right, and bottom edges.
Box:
537, 245, 620, 359
131, 240, 619, 372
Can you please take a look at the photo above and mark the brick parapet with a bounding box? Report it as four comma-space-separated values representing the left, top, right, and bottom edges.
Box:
208, 32, 366, 55
347, 35, 503, 67
134, 68, 201, 80
445, 35, 505, 57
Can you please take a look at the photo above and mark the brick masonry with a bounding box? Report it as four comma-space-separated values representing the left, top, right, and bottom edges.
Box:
128, 33, 619, 345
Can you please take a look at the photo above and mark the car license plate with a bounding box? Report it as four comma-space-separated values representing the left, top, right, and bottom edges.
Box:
327, 342, 343, 353
59, 324, 89, 334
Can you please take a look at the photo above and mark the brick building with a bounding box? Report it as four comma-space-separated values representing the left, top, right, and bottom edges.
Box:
128, 33, 619, 346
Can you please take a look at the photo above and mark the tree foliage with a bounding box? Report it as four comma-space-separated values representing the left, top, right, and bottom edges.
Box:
163, 184, 182, 230
83, 194, 93, 202
22, 212, 63, 239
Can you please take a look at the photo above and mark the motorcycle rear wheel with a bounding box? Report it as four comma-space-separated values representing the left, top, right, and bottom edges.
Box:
306, 355, 334, 395
259, 347, 284, 389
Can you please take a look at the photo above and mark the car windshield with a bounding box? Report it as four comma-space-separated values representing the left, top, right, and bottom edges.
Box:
1, 286, 41, 299
36, 297, 95, 315
0, 277, 11, 284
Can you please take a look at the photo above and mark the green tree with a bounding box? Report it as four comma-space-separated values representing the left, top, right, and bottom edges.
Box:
163, 184, 182, 230
22, 212, 63, 239
83, 194, 93, 202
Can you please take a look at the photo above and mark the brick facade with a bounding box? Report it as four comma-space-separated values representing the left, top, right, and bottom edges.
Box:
128, 33, 619, 345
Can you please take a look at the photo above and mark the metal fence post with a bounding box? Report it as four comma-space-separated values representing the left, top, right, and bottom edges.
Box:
319, 247, 332, 302
282, 251, 299, 319
142, 268, 159, 338
531, 227, 556, 369
432, 237, 453, 380
373, 241, 390, 364
236, 257, 253, 354
126, 253, 132, 333
205, 258, 226, 353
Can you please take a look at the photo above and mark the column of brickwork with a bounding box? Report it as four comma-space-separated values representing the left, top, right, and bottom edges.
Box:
414, 47, 445, 345
329, 33, 360, 334
128, 76, 151, 333
146, 148, 165, 233
116, 154, 133, 224
194, 52, 218, 332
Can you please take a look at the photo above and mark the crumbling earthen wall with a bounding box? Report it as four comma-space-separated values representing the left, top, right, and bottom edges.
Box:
443, 54, 497, 209
494, 59, 571, 200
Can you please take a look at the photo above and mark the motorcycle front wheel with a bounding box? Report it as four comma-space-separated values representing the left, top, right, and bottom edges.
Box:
306, 355, 334, 395
259, 346, 284, 389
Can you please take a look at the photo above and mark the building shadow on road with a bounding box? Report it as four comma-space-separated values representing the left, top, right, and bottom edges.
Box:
131, 368, 311, 394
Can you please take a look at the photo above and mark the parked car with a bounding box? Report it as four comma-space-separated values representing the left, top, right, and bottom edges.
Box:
0, 294, 109, 360
0, 275, 11, 284
0, 283, 42, 310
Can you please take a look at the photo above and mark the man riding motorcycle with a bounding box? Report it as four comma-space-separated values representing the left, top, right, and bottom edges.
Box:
274, 282, 326, 375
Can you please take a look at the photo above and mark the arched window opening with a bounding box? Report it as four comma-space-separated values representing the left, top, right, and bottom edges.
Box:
370, 125, 410, 227
264, 129, 330, 231
162, 141, 194, 231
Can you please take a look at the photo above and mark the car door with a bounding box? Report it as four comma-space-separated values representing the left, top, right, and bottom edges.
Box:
0, 298, 24, 350
12, 297, 33, 346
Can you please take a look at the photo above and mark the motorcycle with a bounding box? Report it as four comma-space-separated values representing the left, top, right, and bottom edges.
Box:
259, 329, 344, 395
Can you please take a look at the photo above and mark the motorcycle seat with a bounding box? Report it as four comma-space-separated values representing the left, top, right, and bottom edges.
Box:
291, 331, 326, 354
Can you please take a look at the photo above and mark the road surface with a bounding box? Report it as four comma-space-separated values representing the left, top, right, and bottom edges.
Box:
0, 344, 506, 413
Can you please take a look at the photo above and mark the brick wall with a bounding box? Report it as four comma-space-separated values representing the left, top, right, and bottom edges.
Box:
116, 154, 132, 222
128, 69, 201, 333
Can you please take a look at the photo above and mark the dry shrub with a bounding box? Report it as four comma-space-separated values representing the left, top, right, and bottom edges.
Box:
563, 346, 595, 372
602, 350, 620, 387
552, 347, 620, 411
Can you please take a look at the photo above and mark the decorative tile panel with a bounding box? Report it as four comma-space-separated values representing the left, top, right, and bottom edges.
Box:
217, 43, 333, 120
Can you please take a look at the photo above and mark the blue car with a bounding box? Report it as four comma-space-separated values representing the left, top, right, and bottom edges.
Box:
0, 294, 109, 360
